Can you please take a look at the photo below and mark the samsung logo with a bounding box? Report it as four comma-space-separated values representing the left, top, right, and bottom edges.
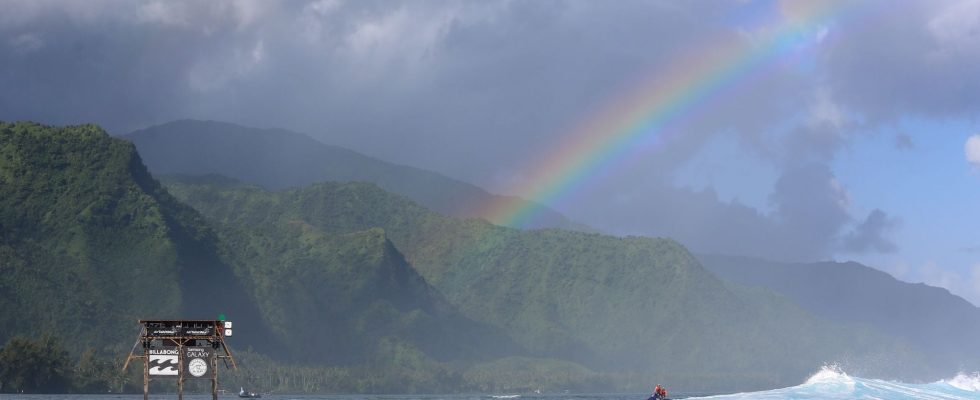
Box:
186, 348, 210, 358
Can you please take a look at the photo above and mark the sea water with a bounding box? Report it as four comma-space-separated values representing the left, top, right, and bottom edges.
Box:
3, 368, 979, 400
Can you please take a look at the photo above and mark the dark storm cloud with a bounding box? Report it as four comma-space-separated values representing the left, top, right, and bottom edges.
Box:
0, 0, 277, 131
0, 0, 760, 172
2, 0, 977, 262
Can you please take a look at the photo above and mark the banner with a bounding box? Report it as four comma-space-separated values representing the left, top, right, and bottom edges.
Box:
183, 347, 214, 379
182, 324, 214, 336
148, 348, 179, 377
146, 322, 180, 337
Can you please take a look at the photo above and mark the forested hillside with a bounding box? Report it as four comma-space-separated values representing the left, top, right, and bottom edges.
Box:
187, 174, 521, 365
0, 121, 955, 394
0, 121, 271, 351
165, 176, 933, 390
0, 122, 518, 393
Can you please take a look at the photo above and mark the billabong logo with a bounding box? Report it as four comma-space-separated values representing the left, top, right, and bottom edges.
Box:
149, 355, 178, 376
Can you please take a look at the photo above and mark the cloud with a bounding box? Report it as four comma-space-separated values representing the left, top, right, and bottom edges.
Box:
915, 261, 980, 306
972, 264, 980, 304
927, 0, 980, 55
842, 209, 900, 254
5, 0, 980, 267
894, 133, 914, 150
960, 244, 980, 254
967, 134, 980, 168
823, 0, 980, 120
187, 39, 265, 92
563, 161, 885, 263
8, 33, 43, 53
768, 164, 852, 258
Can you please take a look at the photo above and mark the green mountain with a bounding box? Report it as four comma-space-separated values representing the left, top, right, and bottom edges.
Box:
698, 254, 980, 373
164, 176, 931, 391
0, 121, 273, 351
0, 122, 515, 390
125, 119, 590, 231
185, 176, 520, 366
0, 120, 949, 394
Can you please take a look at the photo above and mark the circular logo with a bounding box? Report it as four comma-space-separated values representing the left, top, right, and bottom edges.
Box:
188, 358, 208, 377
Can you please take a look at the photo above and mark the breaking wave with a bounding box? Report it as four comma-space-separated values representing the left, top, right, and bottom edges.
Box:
693, 366, 980, 399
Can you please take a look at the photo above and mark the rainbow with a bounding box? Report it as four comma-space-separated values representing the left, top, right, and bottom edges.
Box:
477, 0, 864, 229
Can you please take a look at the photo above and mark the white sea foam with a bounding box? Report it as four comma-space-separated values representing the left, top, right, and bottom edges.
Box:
690, 366, 980, 400
804, 364, 853, 385
944, 372, 980, 392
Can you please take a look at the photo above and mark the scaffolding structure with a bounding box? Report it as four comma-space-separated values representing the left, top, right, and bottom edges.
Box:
123, 320, 237, 400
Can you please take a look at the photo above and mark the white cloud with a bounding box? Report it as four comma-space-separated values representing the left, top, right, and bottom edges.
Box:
137, 1, 190, 26
919, 261, 959, 294
306, 0, 342, 18
914, 261, 980, 306
928, 0, 980, 55
809, 88, 845, 128
342, 5, 456, 74
187, 39, 265, 93
972, 264, 980, 302
966, 134, 980, 168
9, 33, 43, 53
884, 260, 913, 281
135, 0, 272, 31
0, 0, 126, 28
301, 0, 342, 43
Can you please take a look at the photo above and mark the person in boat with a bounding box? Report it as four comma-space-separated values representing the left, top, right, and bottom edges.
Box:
651, 384, 668, 400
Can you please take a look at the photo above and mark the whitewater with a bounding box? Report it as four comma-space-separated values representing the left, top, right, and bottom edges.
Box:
693, 367, 980, 400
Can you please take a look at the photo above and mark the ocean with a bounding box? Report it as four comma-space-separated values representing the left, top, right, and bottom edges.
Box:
3, 368, 979, 400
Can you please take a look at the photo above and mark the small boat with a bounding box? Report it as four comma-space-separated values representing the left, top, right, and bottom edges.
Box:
239, 387, 261, 398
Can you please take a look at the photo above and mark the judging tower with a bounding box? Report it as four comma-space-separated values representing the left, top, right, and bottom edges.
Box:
123, 319, 237, 400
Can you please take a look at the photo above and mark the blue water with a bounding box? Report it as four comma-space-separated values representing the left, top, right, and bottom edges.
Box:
3, 368, 979, 400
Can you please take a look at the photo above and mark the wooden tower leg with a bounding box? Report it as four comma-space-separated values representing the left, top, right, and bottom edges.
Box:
143, 356, 149, 400
212, 354, 219, 400
178, 343, 184, 400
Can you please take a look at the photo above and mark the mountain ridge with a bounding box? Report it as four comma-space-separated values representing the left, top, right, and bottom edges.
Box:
0, 120, 965, 393
0, 121, 272, 351
0, 122, 519, 391
698, 254, 980, 372
165, 175, 933, 389
125, 119, 592, 232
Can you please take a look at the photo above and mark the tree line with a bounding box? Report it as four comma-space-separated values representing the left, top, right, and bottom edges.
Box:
0, 335, 131, 394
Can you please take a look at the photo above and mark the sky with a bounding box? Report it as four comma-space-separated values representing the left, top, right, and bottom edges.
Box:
1, 0, 979, 304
